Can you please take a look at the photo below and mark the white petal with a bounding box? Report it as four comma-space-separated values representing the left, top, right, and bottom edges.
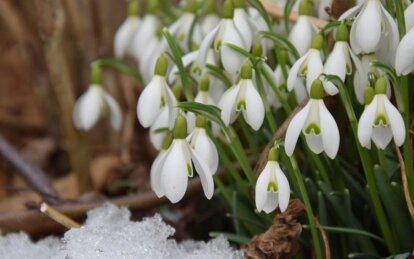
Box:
285, 101, 312, 156
306, 134, 324, 154
384, 97, 406, 146
243, 82, 265, 130
305, 50, 324, 93
190, 145, 215, 199
103, 92, 122, 131
287, 54, 308, 91
221, 21, 245, 78
288, 16, 317, 57
160, 141, 189, 203
218, 85, 240, 126
168, 50, 199, 83
339, 4, 362, 20
198, 24, 220, 68
76, 86, 103, 131
150, 151, 167, 197
132, 15, 159, 61
376, 6, 399, 64
114, 17, 140, 58
405, 3, 414, 30
233, 8, 254, 49
201, 14, 220, 36
137, 76, 164, 128
372, 126, 393, 149
192, 130, 219, 174
275, 163, 290, 212
350, 47, 367, 104
319, 101, 340, 159
323, 42, 347, 95
350, 0, 382, 54
150, 107, 169, 150
395, 27, 414, 75
357, 97, 378, 148
255, 163, 273, 213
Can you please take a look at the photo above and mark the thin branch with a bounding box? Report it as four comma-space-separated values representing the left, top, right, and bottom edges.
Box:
0, 135, 60, 204
315, 218, 331, 259
40, 202, 80, 229
394, 144, 414, 220
260, 0, 328, 28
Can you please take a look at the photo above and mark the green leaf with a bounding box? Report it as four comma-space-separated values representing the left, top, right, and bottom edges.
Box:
209, 232, 250, 244
206, 64, 233, 88
178, 101, 224, 126
302, 225, 384, 244
371, 61, 398, 86
224, 42, 257, 61
97, 58, 141, 82
246, 0, 273, 30
283, 0, 298, 34
259, 31, 300, 60
162, 28, 194, 100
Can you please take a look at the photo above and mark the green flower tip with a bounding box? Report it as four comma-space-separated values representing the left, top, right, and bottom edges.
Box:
195, 115, 207, 128
161, 133, 173, 150
173, 115, 188, 139
268, 147, 279, 162
223, 0, 235, 19
172, 83, 182, 100
374, 77, 387, 94
363, 87, 375, 105
154, 54, 169, 76
204, 0, 217, 14
128, 0, 140, 17
240, 61, 253, 79
185, 0, 198, 13
299, 0, 313, 16
90, 62, 103, 85
252, 41, 263, 57
199, 76, 210, 91
310, 79, 324, 99
148, 0, 159, 14
336, 23, 349, 42
311, 34, 324, 50
233, 0, 246, 9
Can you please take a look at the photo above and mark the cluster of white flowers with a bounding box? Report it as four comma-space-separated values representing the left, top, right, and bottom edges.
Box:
72, 0, 413, 214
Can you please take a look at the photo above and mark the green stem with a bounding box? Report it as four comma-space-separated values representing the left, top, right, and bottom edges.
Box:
338, 80, 396, 253
238, 118, 260, 160
260, 67, 292, 113
290, 156, 323, 259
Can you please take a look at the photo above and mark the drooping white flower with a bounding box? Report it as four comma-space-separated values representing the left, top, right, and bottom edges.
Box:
404, 1, 414, 31
285, 79, 340, 159
140, 36, 168, 85
358, 78, 405, 149
200, 0, 221, 37
114, 1, 140, 59
219, 62, 265, 130
287, 35, 330, 94
255, 147, 290, 213
198, 0, 247, 79
233, 0, 257, 50
187, 116, 219, 175
168, 0, 202, 52
395, 26, 414, 75
340, 0, 399, 62
273, 64, 308, 104
323, 23, 364, 100
73, 85, 122, 131
137, 55, 177, 128
151, 115, 214, 203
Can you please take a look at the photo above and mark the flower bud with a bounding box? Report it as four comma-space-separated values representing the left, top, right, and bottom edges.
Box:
173, 115, 188, 139
154, 54, 169, 76
374, 77, 387, 94
311, 34, 324, 50
268, 147, 279, 162
240, 61, 253, 79
195, 115, 207, 128
310, 79, 324, 99
336, 23, 349, 42
199, 76, 210, 92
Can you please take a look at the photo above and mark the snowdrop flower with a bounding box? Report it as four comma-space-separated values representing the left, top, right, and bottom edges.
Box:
132, 0, 160, 62
233, 0, 257, 50
288, 0, 318, 57
285, 79, 340, 159
200, 0, 221, 37
140, 35, 168, 84
150, 134, 173, 197
187, 116, 219, 175
73, 66, 122, 131
114, 0, 140, 59
198, 0, 247, 78
323, 23, 364, 99
405, 2, 414, 30
255, 147, 290, 213
273, 64, 308, 105
168, 0, 201, 52
395, 26, 414, 75
288, 35, 330, 94
219, 62, 265, 130
358, 77, 405, 149
137, 55, 177, 128
151, 115, 214, 203
340, 0, 398, 62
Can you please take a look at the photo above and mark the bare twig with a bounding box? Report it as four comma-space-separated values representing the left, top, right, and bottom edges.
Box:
0, 135, 60, 204
394, 144, 414, 220
40, 202, 80, 229
315, 218, 331, 259
260, 0, 328, 28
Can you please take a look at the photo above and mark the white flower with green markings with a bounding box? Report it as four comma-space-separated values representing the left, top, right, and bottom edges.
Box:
285, 79, 340, 159
255, 147, 290, 213
219, 62, 265, 131
395, 26, 414, 76
151, 115, 214, 203
358, 77, 405, 149
114, 0, 140, 59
